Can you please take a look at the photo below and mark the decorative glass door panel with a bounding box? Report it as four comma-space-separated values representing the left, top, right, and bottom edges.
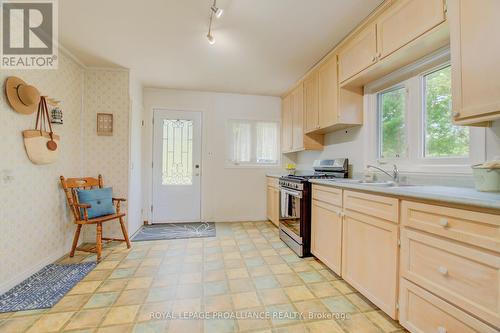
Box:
162, 119, 193, 185
153, 110, 201, 223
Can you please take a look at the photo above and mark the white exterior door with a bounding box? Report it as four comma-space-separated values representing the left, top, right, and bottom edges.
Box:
152, 110, 202, 223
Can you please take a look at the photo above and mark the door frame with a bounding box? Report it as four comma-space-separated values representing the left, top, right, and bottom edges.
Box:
151, 108, 203, 223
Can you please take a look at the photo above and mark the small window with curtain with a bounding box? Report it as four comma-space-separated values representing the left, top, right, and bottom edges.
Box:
226, 120, 279, 167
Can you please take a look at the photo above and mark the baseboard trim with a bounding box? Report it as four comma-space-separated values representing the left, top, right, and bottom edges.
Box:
0, 248, 66, 294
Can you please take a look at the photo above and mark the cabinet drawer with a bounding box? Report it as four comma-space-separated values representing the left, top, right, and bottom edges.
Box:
402, 200, 500, 253
312, 185, 342, 207
401, 229, 500, 328
399, 279, 498, 333
344, 190, 399, 223
266, 177, 279, 188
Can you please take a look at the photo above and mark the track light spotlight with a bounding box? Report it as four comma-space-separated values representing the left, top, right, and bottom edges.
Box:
211, 5, 224, 19
206, 33, 215, 45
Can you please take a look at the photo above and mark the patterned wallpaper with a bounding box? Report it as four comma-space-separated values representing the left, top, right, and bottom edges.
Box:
0, 52, 85, 292
0, 58, 134, 293
83, 70, 130, 241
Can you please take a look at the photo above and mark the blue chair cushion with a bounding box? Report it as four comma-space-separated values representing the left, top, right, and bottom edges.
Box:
76, 187, 116, 219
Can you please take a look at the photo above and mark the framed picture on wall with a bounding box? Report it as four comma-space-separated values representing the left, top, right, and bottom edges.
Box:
97, 113, 113, 136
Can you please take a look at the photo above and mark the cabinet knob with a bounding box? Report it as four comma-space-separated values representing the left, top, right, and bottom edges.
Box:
437, 326, 447, 333
372, 56, 377, 62
337, 211, 342, 217
439, 218, 449, 227
437, 266, 448, 276
452, 111, 460, 118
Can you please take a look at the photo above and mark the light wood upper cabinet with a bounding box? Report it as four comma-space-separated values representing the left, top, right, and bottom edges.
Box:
281, 94, 293, 152
449, 0, 500, 124
318, 56, 339, 128
291, 84, 304, 150
377, 0, 445, 60
338, 23, 377, 83
282, 85, 323, 153
303, 71, 319, 133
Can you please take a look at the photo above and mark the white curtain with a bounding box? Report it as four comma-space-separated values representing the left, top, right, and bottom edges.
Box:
226, 120, 279, 165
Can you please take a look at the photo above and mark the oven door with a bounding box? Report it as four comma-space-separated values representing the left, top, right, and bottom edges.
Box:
279, 186, 302, 244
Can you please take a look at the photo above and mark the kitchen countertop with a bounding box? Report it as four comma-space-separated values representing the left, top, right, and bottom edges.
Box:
310, 179, 500, 211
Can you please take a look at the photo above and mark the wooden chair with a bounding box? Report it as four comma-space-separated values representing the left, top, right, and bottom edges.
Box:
60, 175, 131, 261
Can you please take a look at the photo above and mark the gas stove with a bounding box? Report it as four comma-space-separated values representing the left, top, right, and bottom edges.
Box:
278, 159, 348, 257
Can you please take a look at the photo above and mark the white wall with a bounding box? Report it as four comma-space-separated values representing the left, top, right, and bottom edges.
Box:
128, 72, 144, 236
142, 89, 281, 222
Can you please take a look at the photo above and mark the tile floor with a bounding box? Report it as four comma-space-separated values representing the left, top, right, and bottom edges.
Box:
0, 222, 407, 333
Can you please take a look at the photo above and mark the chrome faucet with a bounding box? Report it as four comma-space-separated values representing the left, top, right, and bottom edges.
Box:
367, 164, 400, 183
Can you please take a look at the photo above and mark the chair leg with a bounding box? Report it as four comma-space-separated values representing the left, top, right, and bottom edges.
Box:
119, 217, 132, 249
96, 223, 103, 261
70, 225, 82, 257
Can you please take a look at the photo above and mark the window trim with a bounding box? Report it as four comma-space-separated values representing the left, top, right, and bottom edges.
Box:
365, 52, 486, 174
225, 119, 281, 168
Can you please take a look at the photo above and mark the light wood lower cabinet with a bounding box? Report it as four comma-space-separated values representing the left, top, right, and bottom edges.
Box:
399, 279, 498, 333
311, 199, 342, 275
342, 209, 399, 319
266, 177, 279, 227
401, 228, 500, 328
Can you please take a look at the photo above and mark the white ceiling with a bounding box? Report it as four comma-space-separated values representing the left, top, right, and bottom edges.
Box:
60, 0, 383, 96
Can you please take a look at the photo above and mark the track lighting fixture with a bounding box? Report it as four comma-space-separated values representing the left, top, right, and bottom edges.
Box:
206, 0, 222, 45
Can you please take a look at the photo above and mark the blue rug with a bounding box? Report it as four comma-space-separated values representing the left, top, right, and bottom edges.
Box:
0, 262, 96, 313
132, 222, 216, 242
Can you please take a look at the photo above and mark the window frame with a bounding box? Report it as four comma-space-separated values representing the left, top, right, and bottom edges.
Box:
365, 51, 486, 174
225, 119, 281, 168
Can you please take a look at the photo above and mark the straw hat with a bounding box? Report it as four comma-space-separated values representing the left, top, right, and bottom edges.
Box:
5, 76, 41, 115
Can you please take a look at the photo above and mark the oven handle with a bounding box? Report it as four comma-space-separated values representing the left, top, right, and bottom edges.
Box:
279, 187, 302, 199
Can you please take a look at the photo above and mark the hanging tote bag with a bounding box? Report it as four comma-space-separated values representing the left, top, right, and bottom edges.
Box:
22, 96, 60, 165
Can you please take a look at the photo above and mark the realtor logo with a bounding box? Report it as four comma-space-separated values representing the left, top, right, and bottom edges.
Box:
1, 0, 58, 69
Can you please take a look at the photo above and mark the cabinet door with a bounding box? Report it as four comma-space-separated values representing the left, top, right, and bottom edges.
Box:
304, 71, 319, 132
449, 0, 500, 123
342, 210, 399, 319
266, 186, 273, 221
272, 187, 280, 227
311, 200, 342, 275
291, 85, 304, 150
281, 94, 293, 152
338, 23, 377, 83
318, 56, 338, 128
377, 0, 445, 60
